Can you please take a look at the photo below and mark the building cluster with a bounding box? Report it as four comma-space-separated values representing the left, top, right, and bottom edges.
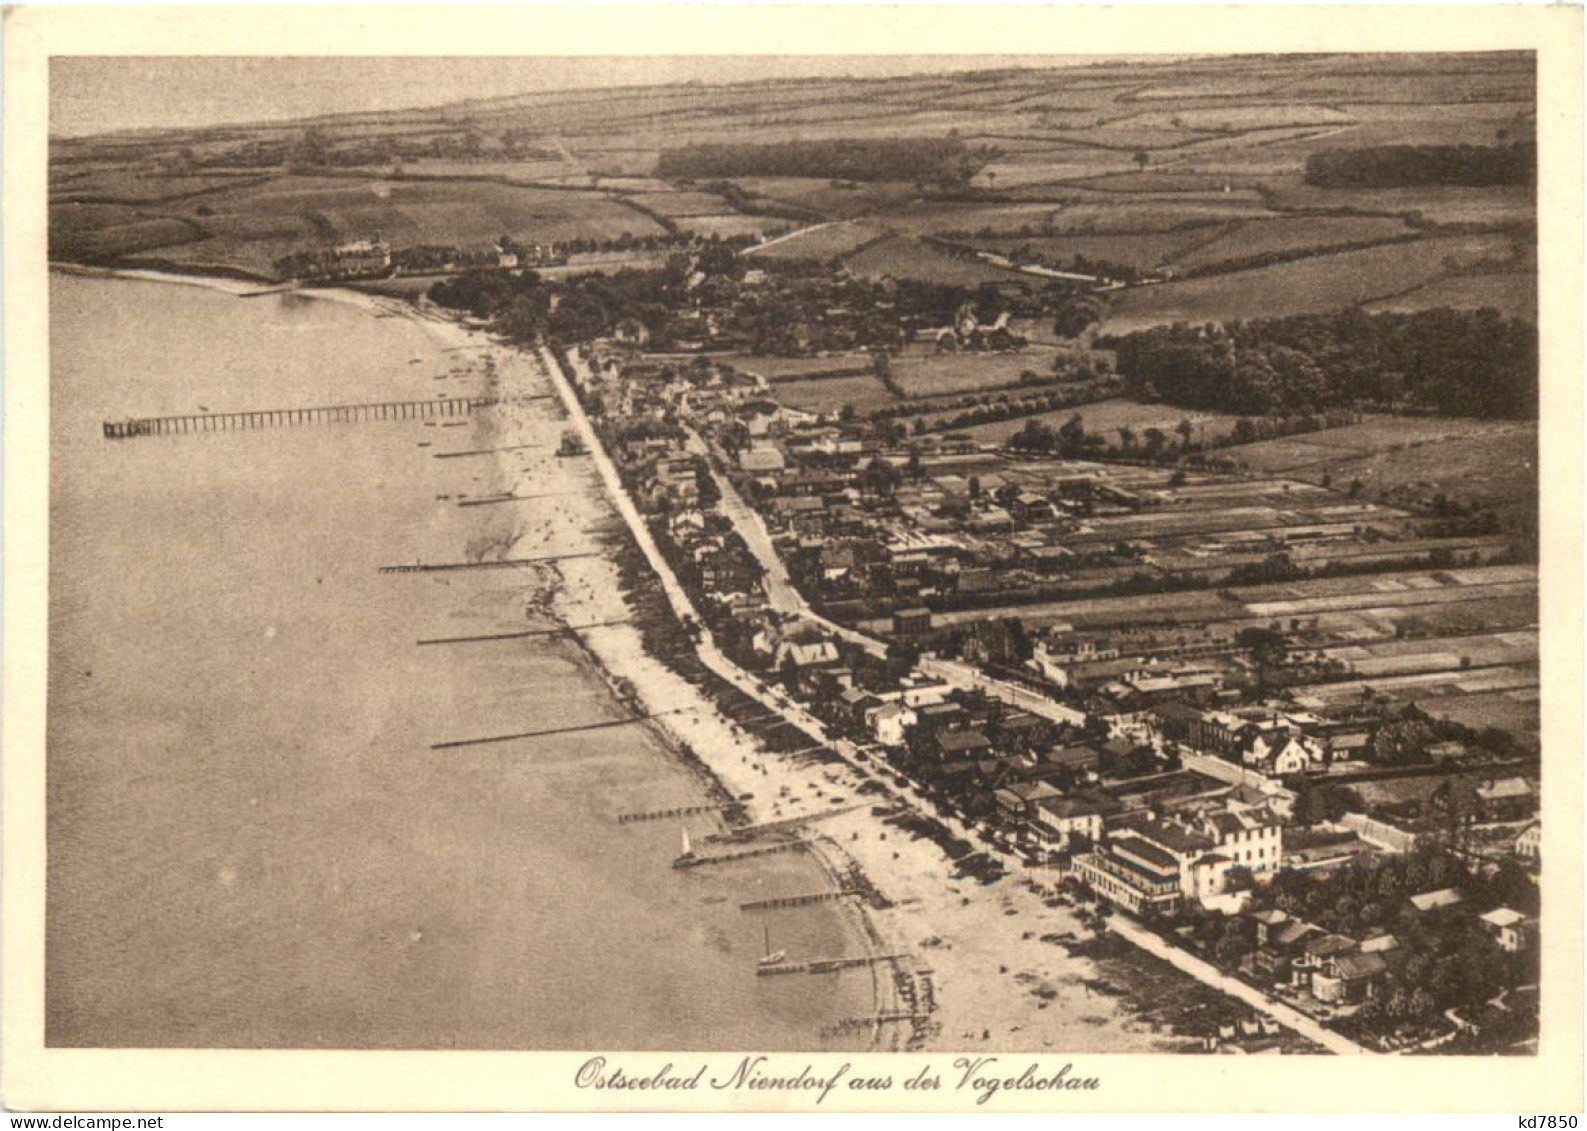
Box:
272, 237, 393, 282
567, 316, 1541, 1052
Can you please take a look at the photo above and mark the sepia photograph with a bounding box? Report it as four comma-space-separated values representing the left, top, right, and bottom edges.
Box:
4, 3, 1582, 1114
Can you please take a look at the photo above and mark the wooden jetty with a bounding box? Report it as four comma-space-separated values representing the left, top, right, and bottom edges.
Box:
617, 802, 736, 826
740, 889, 862, 912
706, 802, 868, 844
379, 551, 599, 574
757, 953, 911, 977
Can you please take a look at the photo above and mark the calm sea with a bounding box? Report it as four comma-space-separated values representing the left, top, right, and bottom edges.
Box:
46, 272, 873, 1050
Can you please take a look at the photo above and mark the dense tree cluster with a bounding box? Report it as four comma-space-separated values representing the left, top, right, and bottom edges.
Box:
429, 262, 689, 342
1100, 307, 1537, 419
656, 137, 995, 189
1238, 846, 1536, 1027
1304, 143, 1535, 189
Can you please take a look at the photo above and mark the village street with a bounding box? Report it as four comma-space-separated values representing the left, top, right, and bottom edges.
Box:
686, 425, 1086, 728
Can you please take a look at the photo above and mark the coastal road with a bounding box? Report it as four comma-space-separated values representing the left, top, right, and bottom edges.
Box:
685, 429, 809, 619
1102, 913, 1371, 1055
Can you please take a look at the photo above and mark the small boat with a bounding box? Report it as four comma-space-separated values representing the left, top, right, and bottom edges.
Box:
759, 924, 786, 968
672, 826, 696, 868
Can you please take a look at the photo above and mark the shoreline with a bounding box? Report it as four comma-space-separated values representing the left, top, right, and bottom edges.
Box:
535, 344, 1180, 1054
68, 262, 1200, 1055
471, 334, 895, 1048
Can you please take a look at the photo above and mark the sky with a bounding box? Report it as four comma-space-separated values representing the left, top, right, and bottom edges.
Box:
50, 55, 1131, 137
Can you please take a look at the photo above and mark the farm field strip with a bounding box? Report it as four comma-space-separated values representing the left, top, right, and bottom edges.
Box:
1296, 664, 1538, 702
769, 374, 896, 414
1242, 580, 1536, 618
924, 566, 1536, 633
1099, 233, 1524, 332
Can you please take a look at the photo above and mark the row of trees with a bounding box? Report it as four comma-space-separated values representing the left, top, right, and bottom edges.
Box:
1100, 307, 1538, 419
1304, 142, 1535, 189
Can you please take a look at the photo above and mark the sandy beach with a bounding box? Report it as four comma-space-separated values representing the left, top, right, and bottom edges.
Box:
451, 320, 1179, 1054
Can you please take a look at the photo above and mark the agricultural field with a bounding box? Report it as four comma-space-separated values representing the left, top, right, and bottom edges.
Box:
49, 51, 1537, 313
332, 159, 576, 183
724, 354, 872, 384
1098, 234, 1522, 332
49, 165, 691, 276
1110, 104, 1356, 132
842, 235, 1018, 286
1364, 272, 1537, 323
48, 169, 267, 204
1219, 416, 1538, 520
630, 189, 742, 219
977, 230, 1237, 275
49, 203, 206, 261
719, 177, 921, 220
1170, 215, 1417, 273
887, 349, 1051, 397
767, 373, 895, 416
747, 220, 888, 263
950, 397, 1248, 447
1264, 183, 1536, 226
674, 214, 792, 240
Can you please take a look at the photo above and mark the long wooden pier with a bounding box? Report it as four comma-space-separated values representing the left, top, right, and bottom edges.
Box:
740, 889, 862, 912
104, 396, 497, 438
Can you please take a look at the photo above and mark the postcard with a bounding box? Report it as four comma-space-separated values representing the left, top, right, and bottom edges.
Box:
3, 3, 1581, 1112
